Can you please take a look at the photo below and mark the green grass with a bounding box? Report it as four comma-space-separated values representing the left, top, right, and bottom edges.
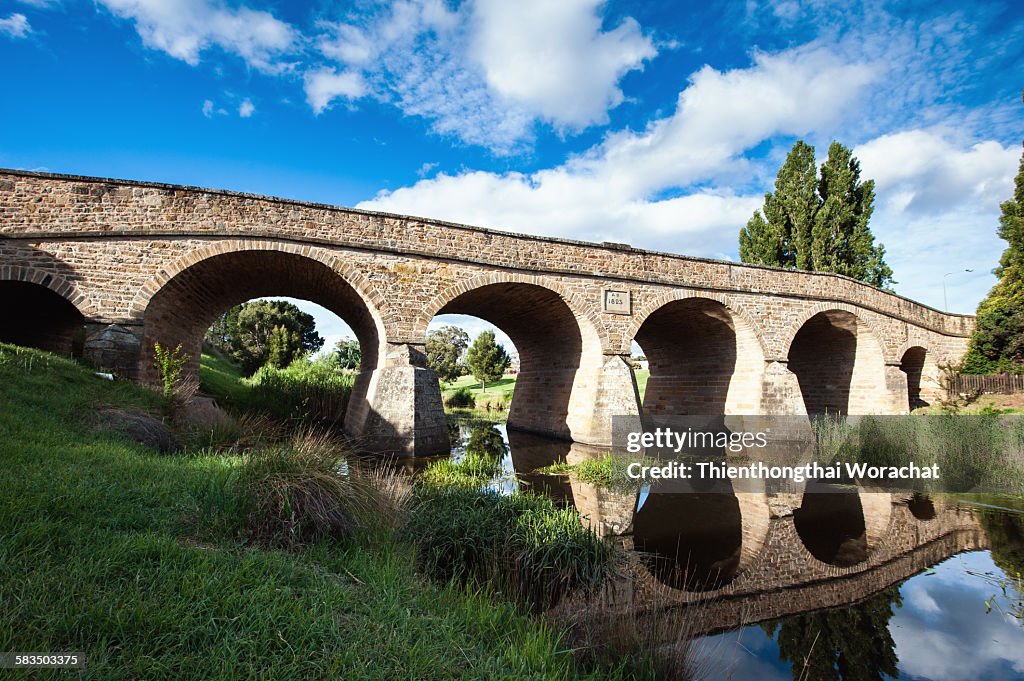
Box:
199, 351, 251, 407
403, 485, 621, 614
0, 344, 613, 680
811, 413, 1024, 493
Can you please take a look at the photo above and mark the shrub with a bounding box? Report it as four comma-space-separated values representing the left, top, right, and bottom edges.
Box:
245, 355, 354, 422
444, 386, 476, 409
153, 342, 188, 400
234, 429, 354, 547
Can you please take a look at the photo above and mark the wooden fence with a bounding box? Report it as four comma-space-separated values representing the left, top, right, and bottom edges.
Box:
953, 373, 1024, 395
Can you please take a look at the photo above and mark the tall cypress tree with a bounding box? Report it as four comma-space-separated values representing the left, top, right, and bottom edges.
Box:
962, 149, 1024, 373
740, 140, 893, 289
740, 140, 817, 269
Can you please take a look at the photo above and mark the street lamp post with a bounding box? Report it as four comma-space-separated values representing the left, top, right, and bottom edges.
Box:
943, 269, 974, 312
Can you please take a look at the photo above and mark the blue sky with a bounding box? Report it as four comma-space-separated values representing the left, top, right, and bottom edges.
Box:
2, 0, 1022, 350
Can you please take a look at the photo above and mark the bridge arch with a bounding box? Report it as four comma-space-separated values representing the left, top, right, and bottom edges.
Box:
784, 307, 888, 415
628, 294, 766, 417
414, 273, 609, 353
419, 274, 606, 440
129, 240, 387, 324
134, 240, 387, 431
0, 265, 93, 355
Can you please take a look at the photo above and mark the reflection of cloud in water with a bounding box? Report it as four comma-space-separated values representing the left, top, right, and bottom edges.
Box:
893, 552, 1024, 681
694, 626, 789, 681
695, 551, 1024, 680
905, 586, 942, 616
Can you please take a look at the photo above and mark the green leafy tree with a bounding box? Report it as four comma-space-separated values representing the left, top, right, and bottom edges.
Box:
963, 150, 1024, 374
740, 140, 893, 288
266, 325, 301, 369
333, 337, 361, 370
465, 330, 509, 393
204, 300, 323, 374
427, 325, 470, 383
205, 304, 241, 355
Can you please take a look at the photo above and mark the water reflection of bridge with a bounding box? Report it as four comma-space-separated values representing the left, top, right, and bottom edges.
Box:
508, 431, 988, 636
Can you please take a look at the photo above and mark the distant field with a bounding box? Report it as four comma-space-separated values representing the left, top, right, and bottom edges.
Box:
443, 374, 517, 396
443, 369, 650, 400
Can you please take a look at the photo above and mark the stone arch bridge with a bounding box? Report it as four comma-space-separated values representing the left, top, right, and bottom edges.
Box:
0, 170, 973, 455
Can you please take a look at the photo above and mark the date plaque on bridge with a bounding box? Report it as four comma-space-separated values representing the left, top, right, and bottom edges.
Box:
602, 289, 631, 315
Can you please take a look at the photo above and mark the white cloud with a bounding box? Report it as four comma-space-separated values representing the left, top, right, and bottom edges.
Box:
0, 13, 31, 38
856, 129, 1017, 216
358, 43, 874, 255
309, 0, 655, 151
854, 129, 1019, 312
468, 0, 655, 130
201, 99, 214, 118
303, 68, 366, 115
96, 0, 296, 72
16, 0, 59, 8
238, 98, 254, 118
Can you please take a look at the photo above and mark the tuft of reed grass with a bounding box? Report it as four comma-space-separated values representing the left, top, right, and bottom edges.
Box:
185, 412, 283, 453
232, 429, 410, 547
536, 453, 645, 492
235, 428, 354, 547
245, 357, 355, 423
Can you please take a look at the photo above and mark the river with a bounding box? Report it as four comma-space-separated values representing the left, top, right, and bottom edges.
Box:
442, 413, 1024, 681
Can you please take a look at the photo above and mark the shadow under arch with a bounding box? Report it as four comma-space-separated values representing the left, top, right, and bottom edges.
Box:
430, 280, 604, 440
794, 480, 869, 567
138, 247, 385, 433
900, 346, 940, 410
786, 309, 888, 415
0, 265, 92, 356
632, 296, 765, 419
632, 480, 770, 592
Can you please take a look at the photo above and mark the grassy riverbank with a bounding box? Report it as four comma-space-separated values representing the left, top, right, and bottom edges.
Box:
0, 344, 615, 680
440, 368, 651, 414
